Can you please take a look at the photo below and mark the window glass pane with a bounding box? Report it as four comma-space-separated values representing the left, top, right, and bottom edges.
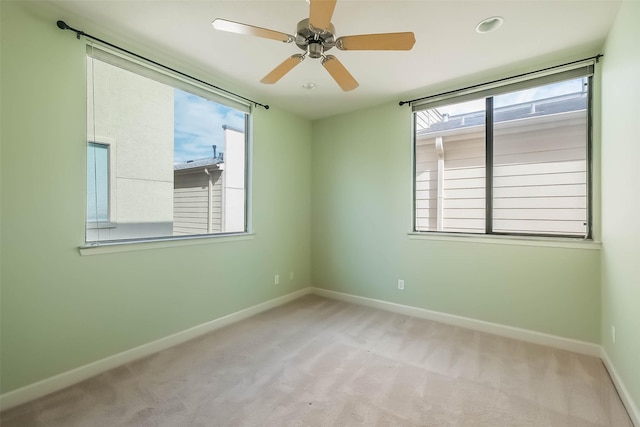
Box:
173, 89, 247, 236
415, 99, 485, 233
86, 56, 247, 243
87, 142, 109, 222
492, 78, 588, 236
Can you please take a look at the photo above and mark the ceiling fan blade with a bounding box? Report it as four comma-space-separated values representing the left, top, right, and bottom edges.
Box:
212, 19, 294, 43
309, 0, 337, 32
260, 55, 305, 84
321, 55, 359, 92
336, 32, 416, 50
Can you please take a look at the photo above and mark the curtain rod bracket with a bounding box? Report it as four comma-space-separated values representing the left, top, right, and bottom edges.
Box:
55, 20, 269, 110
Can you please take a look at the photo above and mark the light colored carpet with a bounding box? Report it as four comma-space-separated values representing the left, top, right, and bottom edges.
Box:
1, 295, 632, 426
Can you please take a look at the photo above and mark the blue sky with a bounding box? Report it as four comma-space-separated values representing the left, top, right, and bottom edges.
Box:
438, 77, 586, 116
173, 89, 245, 163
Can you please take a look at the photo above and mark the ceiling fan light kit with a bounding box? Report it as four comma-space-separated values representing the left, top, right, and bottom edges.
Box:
476, 16, 504, 33
212, 0, 415, 91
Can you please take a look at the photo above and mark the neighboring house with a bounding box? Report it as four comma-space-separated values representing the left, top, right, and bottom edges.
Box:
220, 126, 247, 233
86, 56, 174, 242
415, 90, 588, 235
173, 126, 246, 236
173, 155, 224, 235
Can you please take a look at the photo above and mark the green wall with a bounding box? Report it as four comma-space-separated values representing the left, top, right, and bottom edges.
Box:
311, 98, 601, 343
0, 2, 311, 394
601, 0, 640, 412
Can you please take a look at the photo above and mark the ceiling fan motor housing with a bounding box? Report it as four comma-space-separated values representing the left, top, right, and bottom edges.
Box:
295, 18, 335, 58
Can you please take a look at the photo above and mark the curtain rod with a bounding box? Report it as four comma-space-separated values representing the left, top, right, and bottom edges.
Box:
398, 54, 602, 107
56, 20, 269, 111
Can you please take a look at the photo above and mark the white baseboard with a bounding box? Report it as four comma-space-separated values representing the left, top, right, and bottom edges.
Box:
601, 348, 640, 426
311, 287, 601, 357
0, 287, 312, 412
6, 286, 637, 424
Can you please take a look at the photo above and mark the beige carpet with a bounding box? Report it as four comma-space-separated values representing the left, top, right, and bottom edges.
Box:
1, 295, 632, 426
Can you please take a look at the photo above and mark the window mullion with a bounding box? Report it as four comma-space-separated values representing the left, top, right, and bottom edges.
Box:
485, 97, 494, 234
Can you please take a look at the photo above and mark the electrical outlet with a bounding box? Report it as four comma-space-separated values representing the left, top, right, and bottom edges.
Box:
398, 279, 405, 290
612, 325, 616, 344
274, 274, 280, 285
289, 272, 294, 280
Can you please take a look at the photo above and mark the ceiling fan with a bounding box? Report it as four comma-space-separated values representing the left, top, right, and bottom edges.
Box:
212, 0, 416, 91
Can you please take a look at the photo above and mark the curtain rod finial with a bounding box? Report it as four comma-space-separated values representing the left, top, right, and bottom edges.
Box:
56, 20, 69, 30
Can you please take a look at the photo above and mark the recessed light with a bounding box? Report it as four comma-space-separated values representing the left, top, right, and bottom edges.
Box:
476, 16, 504, 33
302, 82, 317, 90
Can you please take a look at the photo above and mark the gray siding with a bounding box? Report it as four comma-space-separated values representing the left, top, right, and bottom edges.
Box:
173, 169, 223, 236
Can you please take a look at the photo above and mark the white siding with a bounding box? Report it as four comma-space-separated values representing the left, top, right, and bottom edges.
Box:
415, 144, 438, 230
493, 118, 587, 235
415, 112, 587, 235
416, 132, 485, 233
222, 128, 246, 233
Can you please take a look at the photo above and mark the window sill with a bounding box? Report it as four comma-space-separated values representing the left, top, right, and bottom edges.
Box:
407, 232, 601, 250
79, 233, 255, 256
86, 221, 116, 230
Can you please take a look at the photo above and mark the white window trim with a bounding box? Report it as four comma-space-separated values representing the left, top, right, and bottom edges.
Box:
79, 233, 256, 256
407, 231, 601, 250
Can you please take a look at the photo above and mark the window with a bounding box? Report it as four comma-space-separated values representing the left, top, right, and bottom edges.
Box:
413, 66, 592, 238
86, 45, 250, 244
87, 142, 109, 223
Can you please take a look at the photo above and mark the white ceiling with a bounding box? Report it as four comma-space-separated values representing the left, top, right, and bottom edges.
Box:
46, 0, 621, 119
